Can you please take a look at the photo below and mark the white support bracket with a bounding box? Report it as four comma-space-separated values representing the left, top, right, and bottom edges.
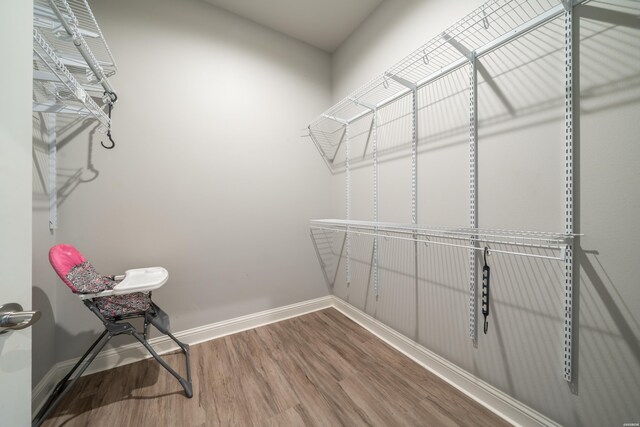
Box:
349, 98, 377, 160
319, 114, 348, 162
444, 31, 515, 116
322, 114, 348, 126
348, 97, 377, 112
332, 128, 347, 163
385, 72, 417, 91
442, 32, 475, 62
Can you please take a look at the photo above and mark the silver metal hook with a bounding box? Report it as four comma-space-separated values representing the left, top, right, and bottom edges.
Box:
423, 50, 429, 65
482, 8, 490, 30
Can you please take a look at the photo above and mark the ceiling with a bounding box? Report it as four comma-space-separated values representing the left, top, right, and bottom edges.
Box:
202, 0, 383, 53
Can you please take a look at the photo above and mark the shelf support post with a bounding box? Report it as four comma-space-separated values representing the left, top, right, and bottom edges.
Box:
385, 72, 418, 224
411, 87, 419, 337
346, 122, 351, 286
385, 72, 419, 311
469, 51, 478, 344
563, 2, 575, 383
372, 108, 379, 297
46, 112, 57, 230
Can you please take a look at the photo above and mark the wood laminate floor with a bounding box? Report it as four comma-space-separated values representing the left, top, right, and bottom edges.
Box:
42, 308, 511, 427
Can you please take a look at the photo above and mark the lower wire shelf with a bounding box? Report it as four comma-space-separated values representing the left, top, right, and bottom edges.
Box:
310, 219, 575, 261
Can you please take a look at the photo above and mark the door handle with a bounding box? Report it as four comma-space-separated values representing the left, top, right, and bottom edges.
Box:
0, 303, 41, 334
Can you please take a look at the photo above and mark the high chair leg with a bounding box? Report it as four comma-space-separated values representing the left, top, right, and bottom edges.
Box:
131, 332, 193, 398
32, 330, 112, 427
167, 331, 192, 385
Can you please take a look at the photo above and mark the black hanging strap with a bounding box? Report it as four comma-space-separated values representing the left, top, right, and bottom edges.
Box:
482, 246, 491, 334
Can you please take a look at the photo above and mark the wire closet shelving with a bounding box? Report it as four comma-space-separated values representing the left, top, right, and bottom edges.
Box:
307, 0, 584, 383
32, 0, 117, 230
33, 0, 117, 127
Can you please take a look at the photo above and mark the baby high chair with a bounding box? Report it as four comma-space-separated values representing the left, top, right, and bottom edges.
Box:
33, 244, 193, 427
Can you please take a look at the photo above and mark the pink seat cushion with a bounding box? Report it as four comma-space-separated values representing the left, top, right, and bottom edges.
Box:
49, 244, 150, 317
49, 244, 87, 293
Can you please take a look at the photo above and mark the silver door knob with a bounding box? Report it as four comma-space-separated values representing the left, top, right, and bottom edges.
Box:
0, 303, 41, 334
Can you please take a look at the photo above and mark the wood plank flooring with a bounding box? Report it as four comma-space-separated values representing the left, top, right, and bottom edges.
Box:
42, 308, 511, 427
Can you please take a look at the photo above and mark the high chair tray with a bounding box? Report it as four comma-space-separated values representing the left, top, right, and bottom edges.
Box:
112, 267, 169, 294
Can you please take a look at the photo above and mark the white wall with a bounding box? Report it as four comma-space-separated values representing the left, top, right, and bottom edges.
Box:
332, 0, 486, 103
330, 1, 640, 426
32, 0, 333, 382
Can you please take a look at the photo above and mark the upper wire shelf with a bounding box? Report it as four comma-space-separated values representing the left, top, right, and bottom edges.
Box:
33, 0, 117, 125
308, 0, 579, 170
310, 219, 575, 261
33, 28, 110, 127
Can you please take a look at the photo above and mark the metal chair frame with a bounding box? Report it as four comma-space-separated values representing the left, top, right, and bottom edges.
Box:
32, 293, 192, 427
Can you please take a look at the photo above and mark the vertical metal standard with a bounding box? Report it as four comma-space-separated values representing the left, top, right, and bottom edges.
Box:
345, 122, 352, 286
411, 88, 418, 226
410, 87, 419, 337
46, 113, 57, 230
387, 71, 420, 318
469, 53, 478, 343
385, 72, 418, 224
563, 1, 574, 383
351, 99, 378, 297
372, 109, 379, 297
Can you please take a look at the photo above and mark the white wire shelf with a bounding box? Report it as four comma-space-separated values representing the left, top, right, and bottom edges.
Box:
34, 0, 117, 81
33, 28, 110, 127
33, 0, 117, 125
310, 219, 575, 261
308, 0, 585, 170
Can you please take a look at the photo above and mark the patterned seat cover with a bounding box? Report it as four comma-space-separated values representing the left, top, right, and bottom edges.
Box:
49, 244, 150, 317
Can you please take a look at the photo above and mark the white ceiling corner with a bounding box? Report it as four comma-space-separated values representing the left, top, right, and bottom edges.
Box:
202, 0, 383, 52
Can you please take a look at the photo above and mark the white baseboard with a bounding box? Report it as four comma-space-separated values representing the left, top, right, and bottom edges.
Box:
32, 295, 333, 416
33, 295, 558, 427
